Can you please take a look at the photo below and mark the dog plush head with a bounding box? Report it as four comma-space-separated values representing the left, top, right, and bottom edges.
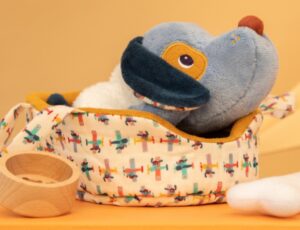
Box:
121, 16, 278, 133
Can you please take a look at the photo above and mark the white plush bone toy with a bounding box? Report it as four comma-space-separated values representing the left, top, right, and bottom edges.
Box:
227, 172, 300, 217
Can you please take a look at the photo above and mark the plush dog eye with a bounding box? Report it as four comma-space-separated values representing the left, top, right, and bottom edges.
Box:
178, 54, 194, 68
162, 42, 207, 80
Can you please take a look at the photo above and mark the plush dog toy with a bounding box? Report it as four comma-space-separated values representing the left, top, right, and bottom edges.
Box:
48, 15, 278, 135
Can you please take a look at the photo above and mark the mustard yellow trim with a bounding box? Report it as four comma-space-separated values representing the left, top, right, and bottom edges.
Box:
26, 92, 261, 143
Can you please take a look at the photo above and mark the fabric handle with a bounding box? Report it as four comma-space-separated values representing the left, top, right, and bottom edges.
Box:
0, 103, 34, 153
0, 103, 74, 155
259, 92, 295, 119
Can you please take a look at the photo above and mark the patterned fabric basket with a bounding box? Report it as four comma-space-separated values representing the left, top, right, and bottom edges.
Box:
0, 92, 294, 207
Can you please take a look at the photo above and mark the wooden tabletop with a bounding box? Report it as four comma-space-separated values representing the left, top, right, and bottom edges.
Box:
0, 201, 300, 230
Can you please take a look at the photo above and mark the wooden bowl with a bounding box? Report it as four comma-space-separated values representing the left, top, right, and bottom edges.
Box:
0, 151, 80, 217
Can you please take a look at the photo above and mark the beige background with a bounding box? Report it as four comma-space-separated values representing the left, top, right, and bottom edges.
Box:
0, 0, 300, 116
0, 0, 300, 176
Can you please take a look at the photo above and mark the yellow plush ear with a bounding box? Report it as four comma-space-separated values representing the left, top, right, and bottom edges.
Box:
161, 42, 208, 80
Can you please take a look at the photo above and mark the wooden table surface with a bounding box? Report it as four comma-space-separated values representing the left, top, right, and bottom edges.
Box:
0, 200, 300, 230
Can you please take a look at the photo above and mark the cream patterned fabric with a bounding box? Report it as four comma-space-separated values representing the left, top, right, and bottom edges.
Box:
0, 93, 294, 207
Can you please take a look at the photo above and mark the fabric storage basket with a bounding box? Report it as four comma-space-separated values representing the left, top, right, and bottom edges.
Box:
0, 92, 294, 207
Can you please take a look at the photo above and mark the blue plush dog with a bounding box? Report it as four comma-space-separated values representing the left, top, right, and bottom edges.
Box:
49, 16, 278, 135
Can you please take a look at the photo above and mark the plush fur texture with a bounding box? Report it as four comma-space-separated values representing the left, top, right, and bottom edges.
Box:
70, 19, 278, 135
227, 173, 300, 217
178, 29, 278, 134
140, 22, 278, 134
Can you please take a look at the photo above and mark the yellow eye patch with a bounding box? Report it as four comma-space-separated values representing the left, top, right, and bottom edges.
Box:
161, 42, 208, 80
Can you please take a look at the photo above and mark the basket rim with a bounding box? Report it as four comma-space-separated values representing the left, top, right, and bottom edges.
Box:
26, 91, 261, 143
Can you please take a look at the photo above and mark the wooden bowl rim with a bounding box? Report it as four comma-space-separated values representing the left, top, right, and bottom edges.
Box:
0, 151, 80, 188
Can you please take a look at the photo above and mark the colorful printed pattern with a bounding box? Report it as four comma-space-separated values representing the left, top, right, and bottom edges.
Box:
259, 92, 295, 119
0, 103, 37, 155
0, 94, 295, 207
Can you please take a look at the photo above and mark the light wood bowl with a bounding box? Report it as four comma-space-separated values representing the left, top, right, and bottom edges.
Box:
0, 151, 80, 217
